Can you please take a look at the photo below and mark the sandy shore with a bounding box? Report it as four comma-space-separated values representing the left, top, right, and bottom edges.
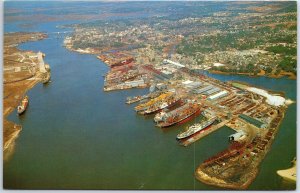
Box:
277, 159, 296, 182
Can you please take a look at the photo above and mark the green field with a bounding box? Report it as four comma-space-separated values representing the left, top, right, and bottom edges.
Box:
232, 82, 249, 90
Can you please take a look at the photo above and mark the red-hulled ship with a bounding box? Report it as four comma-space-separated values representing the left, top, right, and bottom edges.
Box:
156, 102, 201, 128
111, 58, 134, 68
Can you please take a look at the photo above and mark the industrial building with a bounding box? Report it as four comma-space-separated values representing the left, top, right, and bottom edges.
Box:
123, 79, 145, 87
228, 131, 247, 142
193, 85, 214, 94
163, 59, 185, 68
203, 87, 220, 95
207, 90, 228, 100
239, 114, 267, 129
182, 80, 202, 90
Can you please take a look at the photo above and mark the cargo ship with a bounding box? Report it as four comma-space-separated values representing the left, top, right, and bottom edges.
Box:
17, 95, 29, 115
154, 102, 189, 123
140, 96, 181, 115
155, 102, 201, 128
134, 92, 172, 112
154, 102, 185, 122
176, 116, 216, 140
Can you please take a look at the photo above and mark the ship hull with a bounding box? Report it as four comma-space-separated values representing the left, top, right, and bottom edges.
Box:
17, 108, 26, 115
134, 92, 172, 112
17, 96, 29, 115
140, 99, 181, 115
157, 109, 201, 128
176, 118, 216, 140
126, 96, 143, 104
177, 124, 213, 140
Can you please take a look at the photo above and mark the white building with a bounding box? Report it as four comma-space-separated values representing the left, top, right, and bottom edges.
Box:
208, 90, 228, 101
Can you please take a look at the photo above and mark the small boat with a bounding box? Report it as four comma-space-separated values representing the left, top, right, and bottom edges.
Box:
17, 96, 29, 115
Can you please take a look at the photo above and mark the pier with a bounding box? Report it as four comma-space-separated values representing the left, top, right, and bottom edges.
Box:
181, 120, 230, 147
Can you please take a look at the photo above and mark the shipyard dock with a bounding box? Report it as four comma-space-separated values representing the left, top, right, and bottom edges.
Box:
180, 120, 230, 147
98, 54, 291, 190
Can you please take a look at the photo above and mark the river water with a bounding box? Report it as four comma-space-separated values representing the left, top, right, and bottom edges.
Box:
4, 7, 296, 191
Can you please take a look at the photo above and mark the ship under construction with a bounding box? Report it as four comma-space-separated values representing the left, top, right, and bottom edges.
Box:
134, 92, 173, 112
140, 95, 181, 115
155, 102, 201, 128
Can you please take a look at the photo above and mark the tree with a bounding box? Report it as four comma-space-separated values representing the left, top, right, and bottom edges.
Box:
275, 68, 281, 75
265, 67, 272, 74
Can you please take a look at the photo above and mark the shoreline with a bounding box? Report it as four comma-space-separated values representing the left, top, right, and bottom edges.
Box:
3, 32, 49, 155
277, 158, 296, 182
64, 45, 151, 92
229, 80, 287, 98
64, 40, 297, 82
66, 45, 298, 81
209, 70, 296, 80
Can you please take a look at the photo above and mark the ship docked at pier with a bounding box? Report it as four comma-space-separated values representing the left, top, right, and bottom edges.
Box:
134, 92, 173, 112
126, 91, 162, 105
155, 102, 201, 128
126, 95, 144, 104
140, 95, 181, 115
176, 116, 217, 140
17, 95, 29, 115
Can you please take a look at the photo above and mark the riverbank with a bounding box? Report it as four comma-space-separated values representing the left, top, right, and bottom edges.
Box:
64, 43, 151, 92
209, 69, 296, 80
3, 32, 48, 157
64, 46, 298, 82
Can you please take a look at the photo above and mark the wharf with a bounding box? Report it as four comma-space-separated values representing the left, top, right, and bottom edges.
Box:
181, 120, 230, 146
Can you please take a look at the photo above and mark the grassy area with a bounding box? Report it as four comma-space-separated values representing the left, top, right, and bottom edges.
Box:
232, 82, 249, 90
